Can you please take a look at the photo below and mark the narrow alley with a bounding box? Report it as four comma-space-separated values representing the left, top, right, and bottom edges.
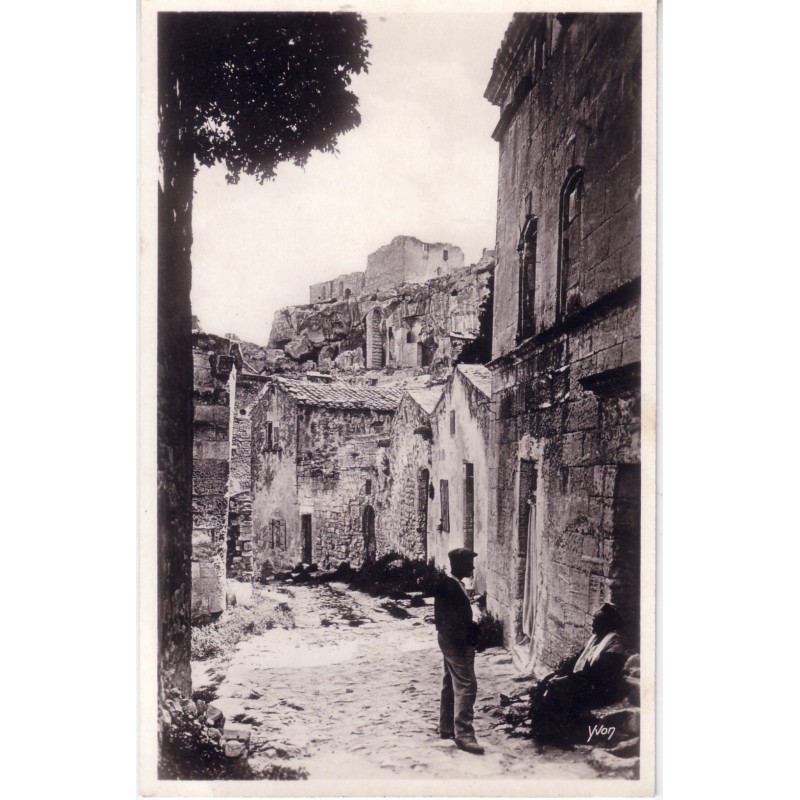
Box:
192, 580, 601, 782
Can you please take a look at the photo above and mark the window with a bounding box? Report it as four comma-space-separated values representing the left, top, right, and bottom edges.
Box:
517, 216, 538, 341
558, 167, 585, 319
270, 517, 286, 549
365, 479, 372, 495
265, 421, 273, 451
443, 249, 449, 262
449, 410, 456, 436
440, 480, 450, 532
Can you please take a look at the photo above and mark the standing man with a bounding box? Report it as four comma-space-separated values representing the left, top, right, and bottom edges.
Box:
434, 547, 484, 755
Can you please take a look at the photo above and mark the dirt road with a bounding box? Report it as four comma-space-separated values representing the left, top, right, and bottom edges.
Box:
192, 580, 600, 783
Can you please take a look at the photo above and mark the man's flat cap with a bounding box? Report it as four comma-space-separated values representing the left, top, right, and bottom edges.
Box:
448, 547, 478, 562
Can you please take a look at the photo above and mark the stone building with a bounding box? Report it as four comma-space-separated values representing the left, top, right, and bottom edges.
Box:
428, 366, 492, 593
365, 235, 464, 290
250, 376, 403, 574
483, 13, 642, 671
190, 332, 236, 621
376, 386, 444, 561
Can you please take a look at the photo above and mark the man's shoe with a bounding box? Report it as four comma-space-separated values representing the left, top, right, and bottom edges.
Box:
454, 737, 485, 755
439, 731, 455, 740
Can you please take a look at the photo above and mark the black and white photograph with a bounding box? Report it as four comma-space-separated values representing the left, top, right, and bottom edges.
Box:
140, 0, 657, 794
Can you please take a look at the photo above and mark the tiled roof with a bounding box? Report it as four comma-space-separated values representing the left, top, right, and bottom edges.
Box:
457, 364, 492, 398
274, 377, 402, 411
406, 386, 444, 415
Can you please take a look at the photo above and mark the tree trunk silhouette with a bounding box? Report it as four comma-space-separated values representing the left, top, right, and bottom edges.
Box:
157, 14, 195, 702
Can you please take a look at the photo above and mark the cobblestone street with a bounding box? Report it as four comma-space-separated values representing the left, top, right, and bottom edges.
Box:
192, 581, 600, 783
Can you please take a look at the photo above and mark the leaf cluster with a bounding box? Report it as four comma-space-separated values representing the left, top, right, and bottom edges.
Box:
160, 12, 371, 183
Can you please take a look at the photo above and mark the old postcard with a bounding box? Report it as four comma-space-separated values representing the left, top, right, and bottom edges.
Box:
140, 0, 657, 795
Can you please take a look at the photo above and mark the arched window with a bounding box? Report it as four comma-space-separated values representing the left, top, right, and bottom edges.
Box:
558, 167, 584, 319
517, 215, 538, 341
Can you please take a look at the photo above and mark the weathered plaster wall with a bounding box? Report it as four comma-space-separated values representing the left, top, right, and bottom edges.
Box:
429, 368, 492, 594
485, 13, 642, 670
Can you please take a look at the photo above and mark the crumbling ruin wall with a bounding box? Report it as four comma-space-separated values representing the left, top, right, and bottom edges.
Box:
429, 369, 492, 594
377, 394, 436, 562
191, 333, 234, 621
365, 235, 464, 290
270, 262, 493, 373
485, 13, 642, 670
309, 271, 366, 303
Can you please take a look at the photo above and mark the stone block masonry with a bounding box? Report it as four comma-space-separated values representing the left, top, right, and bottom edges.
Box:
484, 13, 642, 672
191, 332, 236, 621
365, 235, 464, 291
309, 271, 366, 303
250, 377, 403, 575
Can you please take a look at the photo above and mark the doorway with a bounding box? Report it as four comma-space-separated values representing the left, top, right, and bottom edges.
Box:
362, 505, 376, 563
464, 462, 475, 551
417, 468, 429, 560
301, 514, 312, 564
610, 464, 641, 650
517, 459, 538, 642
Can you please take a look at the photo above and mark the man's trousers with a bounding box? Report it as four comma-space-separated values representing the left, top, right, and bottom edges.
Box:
438, 633, 477, 740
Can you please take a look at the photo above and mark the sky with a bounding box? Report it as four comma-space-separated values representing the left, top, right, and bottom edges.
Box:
191, 12, 512, 345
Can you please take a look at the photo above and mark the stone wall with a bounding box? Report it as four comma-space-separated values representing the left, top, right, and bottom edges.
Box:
365, 235, 464, 290
377, 392, 439, 562
226, 374, 266, 580
309, 271, 366, 303
297, 433, 385, 568
484, 13, 642, 671
250, 382, 398, 573
250, 383, 300, 576
429, 367, 492, 593
229, 375, 265, 497
487, 13, 641, 355
191, 333, 235, 620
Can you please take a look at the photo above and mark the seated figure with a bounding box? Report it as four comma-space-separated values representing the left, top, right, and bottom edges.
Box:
528, 603, 628, 747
